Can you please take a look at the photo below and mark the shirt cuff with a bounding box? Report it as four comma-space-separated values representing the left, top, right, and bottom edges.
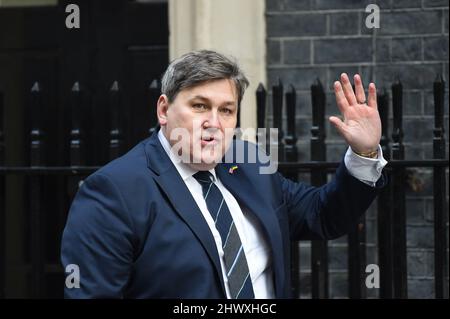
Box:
344, 145, 388, 187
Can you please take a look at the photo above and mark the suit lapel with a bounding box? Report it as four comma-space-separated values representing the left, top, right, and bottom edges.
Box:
216, 163, 285, 298
144, 133, 226, 295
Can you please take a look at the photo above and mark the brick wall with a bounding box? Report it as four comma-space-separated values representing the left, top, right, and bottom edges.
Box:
266, 0, 449, 298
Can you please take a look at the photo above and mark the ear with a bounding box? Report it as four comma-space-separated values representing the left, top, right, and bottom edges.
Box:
156, 94, 170, 126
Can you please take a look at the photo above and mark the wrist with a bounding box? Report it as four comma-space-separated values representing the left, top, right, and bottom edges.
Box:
352, 147, 378, 158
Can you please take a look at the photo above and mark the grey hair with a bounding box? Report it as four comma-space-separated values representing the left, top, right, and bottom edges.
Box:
161, 50, 249, 106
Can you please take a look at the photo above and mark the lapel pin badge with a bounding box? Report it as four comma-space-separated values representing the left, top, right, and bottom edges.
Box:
228, 165, 238, 174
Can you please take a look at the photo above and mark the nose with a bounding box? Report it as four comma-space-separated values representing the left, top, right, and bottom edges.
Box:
204, 110, 220, 129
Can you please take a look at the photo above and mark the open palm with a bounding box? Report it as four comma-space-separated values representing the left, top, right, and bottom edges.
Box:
329, 73, 381, 154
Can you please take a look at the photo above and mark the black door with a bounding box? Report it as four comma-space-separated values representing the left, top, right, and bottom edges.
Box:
0, 0, 168, 298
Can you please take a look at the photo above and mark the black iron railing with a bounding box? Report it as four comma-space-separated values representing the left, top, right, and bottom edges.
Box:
0, 75, 448, 299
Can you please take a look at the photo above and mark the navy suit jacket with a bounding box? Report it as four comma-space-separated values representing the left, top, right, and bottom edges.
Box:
61, 131, 386, 298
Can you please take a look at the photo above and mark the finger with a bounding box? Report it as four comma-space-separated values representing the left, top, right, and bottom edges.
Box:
340, 73, 357, 106
329, 116, 350, 140
354, 74, 366, 104
334, 81, 349, 114
367, 82, 377, 109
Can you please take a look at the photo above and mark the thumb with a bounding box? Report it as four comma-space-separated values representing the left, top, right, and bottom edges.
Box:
329, 116, 348, 138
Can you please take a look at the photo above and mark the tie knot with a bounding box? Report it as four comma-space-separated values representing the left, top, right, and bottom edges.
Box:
193, 171, 214, 185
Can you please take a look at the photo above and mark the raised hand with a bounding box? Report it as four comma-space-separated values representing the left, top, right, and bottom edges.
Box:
329, 73, 381, 154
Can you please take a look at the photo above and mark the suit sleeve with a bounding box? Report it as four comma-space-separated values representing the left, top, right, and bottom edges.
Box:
61, 173, 136, 298
279, 159, 387, 240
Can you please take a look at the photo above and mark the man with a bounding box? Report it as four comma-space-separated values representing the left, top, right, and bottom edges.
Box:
61, 50, 387, 298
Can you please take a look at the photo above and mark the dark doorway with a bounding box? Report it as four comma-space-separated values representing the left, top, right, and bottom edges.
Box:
0, 0, 168, 298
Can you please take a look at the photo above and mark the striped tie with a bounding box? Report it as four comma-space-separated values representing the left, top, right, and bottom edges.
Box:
193, 171, 255, 299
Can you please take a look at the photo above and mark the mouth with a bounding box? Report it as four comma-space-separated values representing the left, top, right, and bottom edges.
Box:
201, 135, 220, 146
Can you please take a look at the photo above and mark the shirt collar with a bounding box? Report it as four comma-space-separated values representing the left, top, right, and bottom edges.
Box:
157, 129, 217, 181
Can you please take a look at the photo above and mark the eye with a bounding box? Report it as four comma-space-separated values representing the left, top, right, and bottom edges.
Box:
193, 104, 208, 110
220, 107, 234, 115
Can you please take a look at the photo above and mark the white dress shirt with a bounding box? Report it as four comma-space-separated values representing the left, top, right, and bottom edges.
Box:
158, 130, 387, 298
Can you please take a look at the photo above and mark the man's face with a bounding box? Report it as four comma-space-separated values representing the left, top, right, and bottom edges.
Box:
157, 79, 238, 171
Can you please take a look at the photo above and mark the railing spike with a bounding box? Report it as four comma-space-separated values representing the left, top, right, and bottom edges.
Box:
435, 73, 444, 83
313, 78, 323, 88
256, 82, 265, 92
